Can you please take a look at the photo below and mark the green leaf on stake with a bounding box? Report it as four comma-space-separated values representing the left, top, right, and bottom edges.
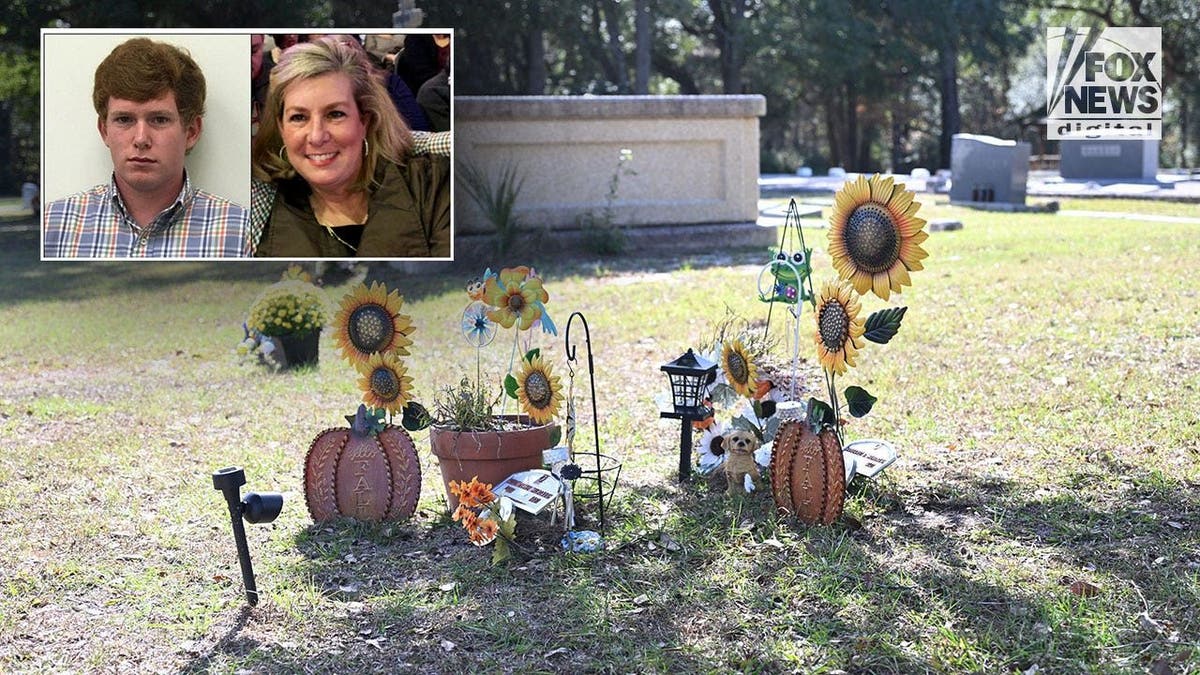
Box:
524, 348, 540, 363
504, 374, 519, 400
806, 398, 835, 432
864, 306, 907, 344
548, 426, 562, 447
843, 386, 877, 417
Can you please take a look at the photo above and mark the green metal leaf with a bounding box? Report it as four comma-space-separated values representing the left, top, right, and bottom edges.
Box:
864, 306, 907, 344
401, 401, 432, 431
710, 382, 739, 408
549, 426, 562, 447
843, 386, 877, 418
524, 348, 540, 363
806, 398, 835, 432
504, 374, 519, 400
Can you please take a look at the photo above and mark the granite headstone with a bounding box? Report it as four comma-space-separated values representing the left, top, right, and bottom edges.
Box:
949, 133, 1030, 205
1060, 140, 1159, 181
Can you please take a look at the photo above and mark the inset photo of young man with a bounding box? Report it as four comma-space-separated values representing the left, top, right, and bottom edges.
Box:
42, 32, 252, 258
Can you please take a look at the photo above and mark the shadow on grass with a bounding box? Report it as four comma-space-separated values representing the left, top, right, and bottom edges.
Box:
177, 459, 1197, 671
0, 224, 286, 306
3, 213, 778, 310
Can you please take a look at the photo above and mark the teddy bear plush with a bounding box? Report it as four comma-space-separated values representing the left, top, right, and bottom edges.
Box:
722, 429, 760, 495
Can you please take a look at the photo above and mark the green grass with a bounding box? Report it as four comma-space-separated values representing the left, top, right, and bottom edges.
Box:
0, 198, 1197, 672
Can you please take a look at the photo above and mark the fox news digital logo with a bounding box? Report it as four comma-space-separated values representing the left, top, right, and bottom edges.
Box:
1046, 27, 1162, 140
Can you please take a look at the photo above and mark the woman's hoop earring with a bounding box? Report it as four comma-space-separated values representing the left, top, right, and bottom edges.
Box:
363, 139, 369, 157
277, 145, 288, 163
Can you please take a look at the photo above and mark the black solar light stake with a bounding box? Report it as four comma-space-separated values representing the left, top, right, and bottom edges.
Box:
212, 466, 283, 606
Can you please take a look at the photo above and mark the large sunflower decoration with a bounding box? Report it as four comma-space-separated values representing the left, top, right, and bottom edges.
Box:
802, 174, 925, 443
828, 174, 928, 301
334, 281, 415, 366
332, 281, 429, 429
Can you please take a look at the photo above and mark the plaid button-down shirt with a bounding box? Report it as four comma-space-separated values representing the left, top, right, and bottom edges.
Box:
43, 173, 251, 258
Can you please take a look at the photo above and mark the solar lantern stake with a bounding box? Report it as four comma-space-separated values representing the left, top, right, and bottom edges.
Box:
212, 466, 283, 606
659, 349, 717, 482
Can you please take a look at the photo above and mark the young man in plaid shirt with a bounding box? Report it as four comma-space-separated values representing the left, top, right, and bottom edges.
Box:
43, 38, 250, 258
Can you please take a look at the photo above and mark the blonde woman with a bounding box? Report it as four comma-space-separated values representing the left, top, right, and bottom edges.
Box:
250, 37, 450, 257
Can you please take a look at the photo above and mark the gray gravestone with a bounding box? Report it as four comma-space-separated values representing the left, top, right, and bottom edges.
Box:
1060, 140, 1159, 181
950, 133, 1031, 205
393, 0, 425, 27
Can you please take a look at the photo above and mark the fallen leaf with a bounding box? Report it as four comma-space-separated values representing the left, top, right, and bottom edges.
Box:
1067, 579, 1101, 598
632, 594, 649, 606
438, 582, 456, 592
1052, 376, 1068, 386
1166, 521, 1185, 530
545, 647, 569, 658
440, 639, 456, 652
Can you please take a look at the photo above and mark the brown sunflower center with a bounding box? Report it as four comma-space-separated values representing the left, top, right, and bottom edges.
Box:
845, 203, 900, 273
348, 304, 394, 353
370, 367, 400, 401
524, 371, 551, 408
819, 301, 850, 352
507, 292, 526, 313
726, 350, 749, 385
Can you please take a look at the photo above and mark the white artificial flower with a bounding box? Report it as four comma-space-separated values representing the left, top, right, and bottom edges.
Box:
696, 420, 727, 475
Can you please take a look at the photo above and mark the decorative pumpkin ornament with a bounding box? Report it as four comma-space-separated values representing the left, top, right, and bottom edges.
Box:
304, 406, 421, 522
769, 420, 845, 525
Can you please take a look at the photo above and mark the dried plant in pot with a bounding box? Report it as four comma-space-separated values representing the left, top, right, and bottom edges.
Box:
428, 376, 558, 512
429, 266, 564, 513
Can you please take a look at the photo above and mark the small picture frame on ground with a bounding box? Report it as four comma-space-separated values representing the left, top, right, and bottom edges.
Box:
843, 439, 898, 479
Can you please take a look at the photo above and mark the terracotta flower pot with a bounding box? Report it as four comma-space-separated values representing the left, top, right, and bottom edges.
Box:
429, 415, 557, 511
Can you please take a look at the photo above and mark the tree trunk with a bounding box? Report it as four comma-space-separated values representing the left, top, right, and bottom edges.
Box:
602, 0, 628, 92
525, 2, 547, 95
938, 42, 960, 170
845, 81, 858, 171
825, 99, 843, 169
708, 0, 745, 94
634, 0, 650, 94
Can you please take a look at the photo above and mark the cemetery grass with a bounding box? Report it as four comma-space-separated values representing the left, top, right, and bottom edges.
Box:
0, 198, 1197, 673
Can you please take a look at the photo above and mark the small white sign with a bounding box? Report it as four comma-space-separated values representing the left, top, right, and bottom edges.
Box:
843, 439, 897, 479
493, 469, 563, 515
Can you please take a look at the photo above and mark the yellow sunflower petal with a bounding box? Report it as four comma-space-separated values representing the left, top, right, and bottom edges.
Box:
869, 174, 895, 202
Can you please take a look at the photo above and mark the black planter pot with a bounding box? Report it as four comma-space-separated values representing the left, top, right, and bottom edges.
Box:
277, 330, 320, 369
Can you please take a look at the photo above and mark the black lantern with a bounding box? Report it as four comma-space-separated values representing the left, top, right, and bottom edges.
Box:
660, 349, 717, 480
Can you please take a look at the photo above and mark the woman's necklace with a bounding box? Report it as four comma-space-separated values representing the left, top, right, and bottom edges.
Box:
310, 191, 369, 253
324, 226, 359, 253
